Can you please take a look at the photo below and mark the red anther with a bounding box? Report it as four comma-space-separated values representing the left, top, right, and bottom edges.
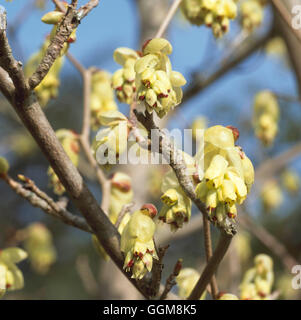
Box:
258, 292, 266, 298
157, 93, 168, 99
142, 39, 152, 52
6, 284, 11, 289
226, 126, 240, 141
212, 216, 217, 222
139, 95, 145, 101
127, 259, 134, 268
138, 252, 144, 259
227, 212, 235, 219
116, 86, 123, 91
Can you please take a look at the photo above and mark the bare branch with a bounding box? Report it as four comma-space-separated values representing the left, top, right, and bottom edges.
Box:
203, 216, 219, 299
239, 213, 298, 271
0, 173, 92, 233
0, 8, 28, 98
160, 258, 182, 300
115, 203, 135, 229
187, 233, 232, 300
271, 0, 301, 44
78, 0, 100, 20
155, 0, 182, 38
181, 32, 271, 105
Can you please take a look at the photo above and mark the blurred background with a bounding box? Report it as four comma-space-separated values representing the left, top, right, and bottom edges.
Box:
0, 0, 301, 299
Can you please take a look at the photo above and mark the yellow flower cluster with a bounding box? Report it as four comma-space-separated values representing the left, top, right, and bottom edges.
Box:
0, 247, 27, 299
176, 268, 207, 299
92, 111, 129, 166
48, 129, 80, 195
181, 0, 238, 38
0, 157, 9, 175
90, 71, 118, 131
195, 126, 254, 227
23, 223, 57, 275
253, 90, 279, 146
240, 0, 267, 32
159, 153, 193, 231
281, 169, 300, 194
135, 38, 186, 118
112, 48, 140, 104
261, 180, 283, 212
121, 204, 158, 280
240, 254, 274, 300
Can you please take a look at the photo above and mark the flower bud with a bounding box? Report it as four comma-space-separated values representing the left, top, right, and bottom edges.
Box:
41, 11, 64, 24
0, 157, 9, 175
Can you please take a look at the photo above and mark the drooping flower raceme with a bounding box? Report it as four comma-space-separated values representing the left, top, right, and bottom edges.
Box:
48, 130, 80, 195
240, 0, 267, 32
0, 247, 28, 299
181, 0, 238, 38
176, 268, 206, 299
23, 223, 57, 275
240, 254, 274, 300
135, 38, 186, 118
261, 180, 283, 212
92, 111, 129, 167
90, 70, 118, 131
112, 48, 140, 104
121, 204, 158, 280
253, 91, 279, 146
159, 152, 193, 231
195, 125, 254, 227
281, 169, 300, 195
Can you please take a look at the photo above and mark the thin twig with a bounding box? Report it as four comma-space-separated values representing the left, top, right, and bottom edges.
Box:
203, 216, 219, 299
155, 0, 182, 38
115, 202, 135, 229
0, 173, 92, 234
150, 245, 170, 297
160, 258, 183, 300
188, 233, 232, 300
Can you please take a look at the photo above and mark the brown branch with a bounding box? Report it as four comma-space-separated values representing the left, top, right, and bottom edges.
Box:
160, 258, 182, 300
271, 0, 301, 44
181, 32, 271, 105
0, 9, 28, 99
203, 216, 219, 299
155, 0, 182, 38
187, 232, 232, 300
134, 110, 237, 236
150, 244, 169, 297
255, 141, 301, 181
0, 173, 92, 234
78, 0, 100, 20
239, 213, 298, 271
115, 203, 134, 229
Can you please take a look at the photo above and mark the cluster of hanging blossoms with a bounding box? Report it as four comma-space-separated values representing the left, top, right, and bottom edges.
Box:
195, 125, 254, 227
240, 254, 274, 300
48, 130, 80, 195
25, 4, 76, 107
121, 204, 158, 280
252, 90, 279, 146
159, 153, 193, 231
112, 48, 140, 105
240, 0, 267, 32
181, 0, 238, 38
0, 248, 27, 299
90, 71, 118, 130
23, 223, 57, 275
112, 39, 186, 118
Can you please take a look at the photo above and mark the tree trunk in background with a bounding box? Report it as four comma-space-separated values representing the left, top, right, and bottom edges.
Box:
275, 0, 301, 96
99, 0, 169, 300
